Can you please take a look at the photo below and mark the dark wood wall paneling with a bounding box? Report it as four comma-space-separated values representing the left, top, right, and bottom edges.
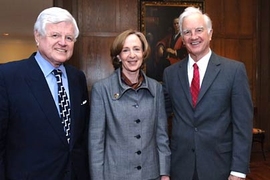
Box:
206, 0, 257, 103
54, 0, 270, 149
78, 0, 138, 89
55, 0, 138, 89
257, 0, 270, 148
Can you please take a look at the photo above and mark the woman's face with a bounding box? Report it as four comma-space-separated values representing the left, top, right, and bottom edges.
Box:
118, 34, 143, 75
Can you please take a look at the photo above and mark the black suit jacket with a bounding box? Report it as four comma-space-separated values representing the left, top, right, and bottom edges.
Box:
0, 53, 90, 180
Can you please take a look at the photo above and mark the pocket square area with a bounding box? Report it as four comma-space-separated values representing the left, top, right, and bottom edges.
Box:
81, 100, 87, 105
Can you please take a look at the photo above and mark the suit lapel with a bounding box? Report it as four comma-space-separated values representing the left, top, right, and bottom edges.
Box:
25, 57, 68, 145
66, 66, 83, 148
177, 58, 193, 107
197, 53, 221, 105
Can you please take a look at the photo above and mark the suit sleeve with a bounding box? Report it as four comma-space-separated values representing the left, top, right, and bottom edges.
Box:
156, 84, 171, 176
231, 62, 253, 173
0, 69, 8, 179
88, 83, 105, 180
162, 68, 173, 117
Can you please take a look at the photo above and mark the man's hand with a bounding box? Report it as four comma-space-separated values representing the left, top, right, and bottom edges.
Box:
166, 48, 177, 56
228, 175, 245, 180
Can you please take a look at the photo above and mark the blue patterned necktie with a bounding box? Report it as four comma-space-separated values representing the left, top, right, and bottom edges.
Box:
52, 69, 71, 143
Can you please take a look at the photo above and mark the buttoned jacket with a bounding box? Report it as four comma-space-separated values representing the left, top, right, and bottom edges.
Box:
163, 52, 253, 180
0, 53, 90, 180
89, 68, 171, 180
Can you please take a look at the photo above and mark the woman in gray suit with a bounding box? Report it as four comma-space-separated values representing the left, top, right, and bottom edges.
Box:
88, 29, 171, 180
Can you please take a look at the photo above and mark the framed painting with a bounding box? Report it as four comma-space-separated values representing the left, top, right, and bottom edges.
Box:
138, 0, 204, 81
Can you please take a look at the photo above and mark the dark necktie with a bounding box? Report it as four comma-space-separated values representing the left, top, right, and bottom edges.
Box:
190, 63, 200, 107
52, 69, 71, 143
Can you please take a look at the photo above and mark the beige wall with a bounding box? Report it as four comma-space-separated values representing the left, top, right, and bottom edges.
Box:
0, 39, 36, 64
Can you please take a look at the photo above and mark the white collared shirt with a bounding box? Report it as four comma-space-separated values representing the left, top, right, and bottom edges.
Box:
187, 50, 212, 87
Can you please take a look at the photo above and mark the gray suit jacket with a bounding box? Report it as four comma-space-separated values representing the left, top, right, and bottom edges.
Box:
163, 52, 253, 180
89, 68, 171, 180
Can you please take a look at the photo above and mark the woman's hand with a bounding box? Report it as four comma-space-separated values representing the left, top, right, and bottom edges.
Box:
161, 175, 170, 180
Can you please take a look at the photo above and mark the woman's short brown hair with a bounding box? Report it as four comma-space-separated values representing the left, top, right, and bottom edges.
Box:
110, 29, 150, 69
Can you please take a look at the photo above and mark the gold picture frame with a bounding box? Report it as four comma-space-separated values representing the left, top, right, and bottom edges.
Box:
138, 0, 204, 81
139, 1, 204, 35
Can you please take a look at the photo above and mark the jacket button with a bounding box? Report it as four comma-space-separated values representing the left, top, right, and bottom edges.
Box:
64, 170, 70, 175
136, 150, 141, 155
135, 119, 141, 123
135, 135, 141, 139
136, 166, 142, 170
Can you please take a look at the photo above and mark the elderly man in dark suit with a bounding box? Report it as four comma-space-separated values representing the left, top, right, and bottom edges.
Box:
163, 7, 253, 180
0, 7, 90, 180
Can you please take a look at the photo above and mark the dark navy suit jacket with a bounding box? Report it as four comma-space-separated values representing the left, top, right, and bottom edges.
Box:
0, 53, 90, 180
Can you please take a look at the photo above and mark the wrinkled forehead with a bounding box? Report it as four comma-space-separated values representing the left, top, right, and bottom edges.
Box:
45, 22, 75, 34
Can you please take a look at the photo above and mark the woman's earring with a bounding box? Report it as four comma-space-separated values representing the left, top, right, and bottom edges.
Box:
117, 55, 121, 62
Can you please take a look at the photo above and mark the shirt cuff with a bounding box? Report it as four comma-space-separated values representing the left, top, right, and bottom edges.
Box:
230, 171, 246, 178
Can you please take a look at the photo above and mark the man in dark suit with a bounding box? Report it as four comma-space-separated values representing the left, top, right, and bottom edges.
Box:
163, 7, 253, 180
0, 7, 90, 180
